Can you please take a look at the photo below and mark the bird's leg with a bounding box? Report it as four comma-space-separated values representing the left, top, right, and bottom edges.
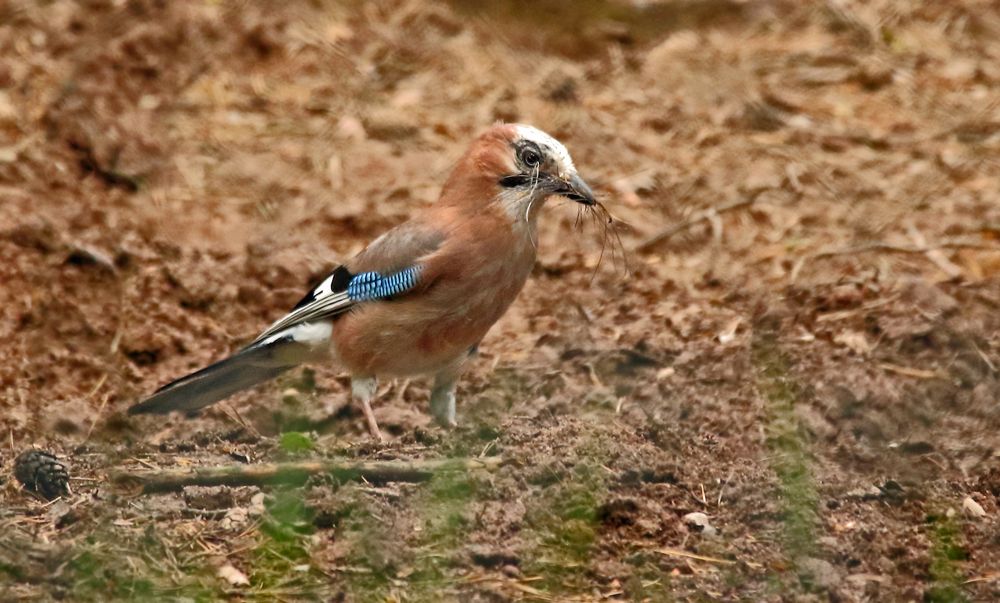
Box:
429, 345, 478, 427
429, 375, 457, 427
351, 376, 383, 441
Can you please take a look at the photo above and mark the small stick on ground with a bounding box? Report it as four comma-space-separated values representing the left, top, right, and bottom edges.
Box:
879, 363, 943, 380
656, 547, 763, 567
807, 241, 999, 259
110, 456, 503, 494
906, 222, 962, 278
790, 239, 1000, 281
84, 392, 110, 442
634, 186, 775, 253
83, 374, 109, 442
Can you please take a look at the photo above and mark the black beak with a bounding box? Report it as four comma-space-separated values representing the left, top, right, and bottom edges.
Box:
557, 173, 596, 205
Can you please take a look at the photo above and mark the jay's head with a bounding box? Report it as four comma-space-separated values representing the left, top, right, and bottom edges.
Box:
447, 123, 596, 220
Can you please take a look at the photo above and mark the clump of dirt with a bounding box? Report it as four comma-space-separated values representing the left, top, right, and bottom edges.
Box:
2, 0, 999, 600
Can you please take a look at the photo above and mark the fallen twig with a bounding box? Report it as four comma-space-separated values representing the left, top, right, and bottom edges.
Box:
83, 374, 110, 442
657, 547, 762, 568
907, 222, 962, 278
790, 239, 1000, 281
635, 187, 774, 253
808, 240, 1000, 260
879, 363, 943, 380
965, 572, 1000, 584
111, 456, 503, 494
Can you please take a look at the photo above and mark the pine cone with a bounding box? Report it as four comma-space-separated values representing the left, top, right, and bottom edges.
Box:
14, 450, 70, 500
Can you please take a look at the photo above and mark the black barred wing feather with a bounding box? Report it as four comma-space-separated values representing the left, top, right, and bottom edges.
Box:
347, 266, 422, 301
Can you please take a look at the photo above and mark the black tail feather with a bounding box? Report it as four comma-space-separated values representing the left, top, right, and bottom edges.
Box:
128, 339, 298, 416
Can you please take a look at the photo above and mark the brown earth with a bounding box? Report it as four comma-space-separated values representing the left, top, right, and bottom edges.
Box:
2, 0, 1000, 601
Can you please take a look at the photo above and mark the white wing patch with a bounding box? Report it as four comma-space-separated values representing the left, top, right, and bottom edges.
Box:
252, 291, 351, 345
261, 321, 333, 347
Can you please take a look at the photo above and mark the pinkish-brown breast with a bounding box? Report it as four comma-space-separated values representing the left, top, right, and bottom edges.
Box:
331, 205, 536, 377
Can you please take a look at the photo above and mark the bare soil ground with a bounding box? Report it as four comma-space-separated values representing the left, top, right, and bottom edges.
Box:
2, 1, 1000, 601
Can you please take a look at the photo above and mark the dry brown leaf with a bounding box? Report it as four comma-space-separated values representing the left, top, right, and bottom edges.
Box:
834, 330, 872, 356
717, 318, 741, 344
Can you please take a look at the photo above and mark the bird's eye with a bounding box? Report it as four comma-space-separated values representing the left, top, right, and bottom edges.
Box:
519, 145, 542, 168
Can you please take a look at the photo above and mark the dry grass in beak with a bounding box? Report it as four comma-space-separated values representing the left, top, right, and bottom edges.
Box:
574, 197, 632, 279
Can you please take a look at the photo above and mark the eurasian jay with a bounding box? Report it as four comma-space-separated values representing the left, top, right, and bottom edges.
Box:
128, 123, 596, 440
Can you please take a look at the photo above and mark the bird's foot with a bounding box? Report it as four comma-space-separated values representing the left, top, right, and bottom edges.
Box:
352, 376, 384, 442
360, 397, 385, 442
429, 386, 457, 428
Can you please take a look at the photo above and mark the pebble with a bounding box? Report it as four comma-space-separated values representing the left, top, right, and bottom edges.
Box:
962, 496, 987, 519
682, 511, 718, 537
282, 388, 301, 405
248, 492, 267, 516
501, 564, 521, 578
217, 563, 249, 586
220, 507, 249, 530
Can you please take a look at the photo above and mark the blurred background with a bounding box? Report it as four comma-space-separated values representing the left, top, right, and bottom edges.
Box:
1, 0, 999, 600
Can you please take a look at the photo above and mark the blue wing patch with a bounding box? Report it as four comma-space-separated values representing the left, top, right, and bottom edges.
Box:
347, 266, 422, 302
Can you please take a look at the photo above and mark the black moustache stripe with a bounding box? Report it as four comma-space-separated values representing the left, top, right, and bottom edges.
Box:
498, 174, 533, 188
